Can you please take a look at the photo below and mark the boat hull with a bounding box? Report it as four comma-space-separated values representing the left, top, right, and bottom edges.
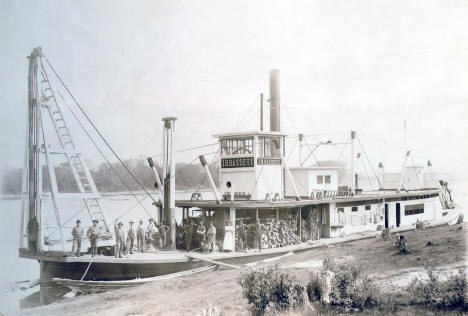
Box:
37, 251, 284, 282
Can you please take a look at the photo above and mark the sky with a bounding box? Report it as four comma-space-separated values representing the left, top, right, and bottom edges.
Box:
1, 0, 467, 181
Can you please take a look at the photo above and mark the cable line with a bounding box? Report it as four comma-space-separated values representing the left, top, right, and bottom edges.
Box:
356, 136, 381, 187
57, 92, 154, 218
44, 57, 157, 204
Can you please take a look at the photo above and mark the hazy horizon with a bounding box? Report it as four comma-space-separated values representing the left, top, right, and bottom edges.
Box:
1, 0, 467, 187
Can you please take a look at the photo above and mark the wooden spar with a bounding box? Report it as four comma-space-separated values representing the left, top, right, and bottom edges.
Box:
185, 254, 241, 269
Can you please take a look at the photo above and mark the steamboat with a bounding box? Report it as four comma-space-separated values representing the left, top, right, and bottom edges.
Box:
18, 47, 460, 300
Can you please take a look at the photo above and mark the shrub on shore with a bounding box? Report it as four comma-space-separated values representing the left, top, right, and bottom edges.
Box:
406, 266, 467, 312
238, 261, 467, 315
237, 265, 304, 315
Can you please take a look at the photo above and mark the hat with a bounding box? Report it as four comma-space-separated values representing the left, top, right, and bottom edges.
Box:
118, 221, 123, 226
129, 220, 135, 224
76, 219, 81, 223
92, 219, 99, 223
149, 218, 154, 222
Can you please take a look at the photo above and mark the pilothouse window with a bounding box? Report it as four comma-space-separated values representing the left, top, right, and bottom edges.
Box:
221, 137, 253, 156
258, 136, 280, 158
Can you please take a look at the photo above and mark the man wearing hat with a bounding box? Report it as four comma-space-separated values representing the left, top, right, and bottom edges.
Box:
71, 219, 84, 256
114, 220, 126, 258
127, 220, 136, 254
137, 219, 145, 253
87, 219, 100, 257
145, 218, 156, 251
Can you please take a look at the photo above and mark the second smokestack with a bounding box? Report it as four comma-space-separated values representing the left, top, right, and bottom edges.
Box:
269, 69, 280, 132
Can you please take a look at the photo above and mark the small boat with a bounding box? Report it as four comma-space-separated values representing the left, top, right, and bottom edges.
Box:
53, 264, 216, 294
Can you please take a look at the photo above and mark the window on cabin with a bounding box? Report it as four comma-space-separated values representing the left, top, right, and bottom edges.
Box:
365, 205, 371, 211
351, 206, 358, 212
325, 175, 331, 183
317, 175, 323, 184
221, 137, 253, 156
258, 136, 280, 158
405, 204, 424, 215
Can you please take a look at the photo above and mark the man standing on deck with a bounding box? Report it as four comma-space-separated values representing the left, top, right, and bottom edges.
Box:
158, 221, 169, 249
254, 219, 263, 251
186, 218, 196, 251
146, 218, 156, 251
127, 220, 136, 254
237, 219, 248, 251
197, 220, 207, 252
71, 219, 84, 256
137, 219, 145, 253
207, 221, 217, 252
114, 220, 125, 258
87, 219, 100, 257
27, 216, 39, 255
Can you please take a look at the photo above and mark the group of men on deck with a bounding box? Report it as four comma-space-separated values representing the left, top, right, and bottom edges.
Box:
70, 218, 170, 257
179, 217, 264, 252
300, 211, 321, 242
180, 218, 217, 252
31, 215, 286, 256
237, 218, 264, 251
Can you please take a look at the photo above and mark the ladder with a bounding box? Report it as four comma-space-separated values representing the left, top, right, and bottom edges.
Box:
39, 62, 109, 231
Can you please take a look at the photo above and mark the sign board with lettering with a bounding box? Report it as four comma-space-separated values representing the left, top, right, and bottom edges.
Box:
221, 157, 255, 168
257, 158, 282, 165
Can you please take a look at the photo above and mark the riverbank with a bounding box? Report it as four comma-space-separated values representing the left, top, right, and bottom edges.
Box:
16, 223, 466, 316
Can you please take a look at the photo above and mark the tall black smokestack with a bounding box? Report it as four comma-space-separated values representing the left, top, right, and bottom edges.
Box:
269, 69, 280, 132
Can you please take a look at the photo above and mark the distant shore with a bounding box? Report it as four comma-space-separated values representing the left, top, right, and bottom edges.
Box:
0, 188, 213, 201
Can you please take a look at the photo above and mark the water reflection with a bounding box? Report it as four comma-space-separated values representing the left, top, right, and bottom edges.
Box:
19, 283, 70, 310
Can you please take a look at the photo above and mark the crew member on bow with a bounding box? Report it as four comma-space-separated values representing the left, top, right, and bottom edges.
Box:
71, 219, 84, 257
137, 219, 145, 253
114, 220, 125, 258
127, 220, 136, 254
87, 219, 100, 257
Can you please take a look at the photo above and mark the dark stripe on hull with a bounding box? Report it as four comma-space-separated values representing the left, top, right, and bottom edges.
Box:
40, 251, 286, 282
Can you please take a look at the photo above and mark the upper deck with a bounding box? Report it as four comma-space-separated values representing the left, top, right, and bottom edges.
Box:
176, 188, 440, 210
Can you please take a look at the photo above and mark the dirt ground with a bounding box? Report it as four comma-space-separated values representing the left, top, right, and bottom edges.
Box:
18, 223, 467, 316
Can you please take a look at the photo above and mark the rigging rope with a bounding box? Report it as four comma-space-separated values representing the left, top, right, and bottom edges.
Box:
44, 57, 157, 204
46, 206, 87, 238
249, 163, 265, 197
57, 92, 154, 217
336, 143, 349, 162
410, 155, 423, 189
194, 150, 219, 194
150, 143, 218, 158
356, 136, 381, 187
112, 195, 149, 222
285, 139, 298, 162
359, 155, 374, 190
230, 103, 258, 132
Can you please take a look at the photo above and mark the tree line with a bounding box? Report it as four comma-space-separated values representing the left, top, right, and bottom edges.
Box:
1, 158, 220, 195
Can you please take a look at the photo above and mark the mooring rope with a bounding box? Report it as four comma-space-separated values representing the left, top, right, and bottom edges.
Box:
80, 257, 94, 281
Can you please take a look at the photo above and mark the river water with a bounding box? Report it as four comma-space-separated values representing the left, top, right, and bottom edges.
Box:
0, 182, 466, 314
0, 189, 214, 314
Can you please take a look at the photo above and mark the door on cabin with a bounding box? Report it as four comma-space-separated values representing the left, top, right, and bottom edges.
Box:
396, 203, 401, 227
384, 204, 389, 228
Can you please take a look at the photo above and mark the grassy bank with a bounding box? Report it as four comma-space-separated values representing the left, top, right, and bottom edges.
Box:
18, 223, 466, 316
